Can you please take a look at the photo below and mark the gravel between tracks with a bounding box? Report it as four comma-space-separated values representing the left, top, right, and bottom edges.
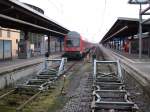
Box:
60, 62, 93, 112
124, 70, 150, 112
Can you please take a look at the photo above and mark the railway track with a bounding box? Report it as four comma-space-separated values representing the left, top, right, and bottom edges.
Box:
91, 47, 139, 112
0, 47, 141, 112
0, 60, 77, 112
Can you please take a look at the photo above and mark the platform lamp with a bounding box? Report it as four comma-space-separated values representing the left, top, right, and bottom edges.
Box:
128, 0, 150, 59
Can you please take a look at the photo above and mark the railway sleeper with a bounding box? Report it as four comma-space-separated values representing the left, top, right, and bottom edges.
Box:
39, 69, 57, 75
91, 101, 138, 112
95, 77, 121, 83
94, 82, 125, 90
17, 81, 50, 91
36, 75, 58, 81
93, 90, 130, 102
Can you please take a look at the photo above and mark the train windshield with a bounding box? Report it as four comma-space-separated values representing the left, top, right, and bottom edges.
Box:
66, 38, 80, 47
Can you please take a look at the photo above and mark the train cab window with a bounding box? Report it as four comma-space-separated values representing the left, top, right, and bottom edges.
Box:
66, 38, 80, 47
66, 39, 73, 47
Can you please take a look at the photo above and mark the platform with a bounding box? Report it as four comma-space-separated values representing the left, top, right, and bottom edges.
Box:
0, 54, 60, 75
100, 45, 150, 94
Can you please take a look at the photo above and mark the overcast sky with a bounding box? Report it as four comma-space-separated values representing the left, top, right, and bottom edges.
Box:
19, 0, 144, 43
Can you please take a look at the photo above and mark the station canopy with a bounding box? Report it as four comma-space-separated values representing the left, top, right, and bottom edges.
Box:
0, 0, 69, 37
101, 17, 150, 43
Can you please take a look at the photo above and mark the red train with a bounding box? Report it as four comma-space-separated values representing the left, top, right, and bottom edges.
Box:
63, 31, 92, 59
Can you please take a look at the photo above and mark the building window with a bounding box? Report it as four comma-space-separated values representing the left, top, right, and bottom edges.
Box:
7, 30, 10, 38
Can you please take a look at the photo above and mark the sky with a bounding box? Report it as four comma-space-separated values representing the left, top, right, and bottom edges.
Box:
19, 0, 144, 43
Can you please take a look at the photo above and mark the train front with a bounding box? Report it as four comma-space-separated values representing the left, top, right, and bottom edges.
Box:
63, 31, 83, 59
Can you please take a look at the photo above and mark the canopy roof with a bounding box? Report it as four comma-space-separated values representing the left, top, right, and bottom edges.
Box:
101, 17, 150, 43
0, 0, 69, 37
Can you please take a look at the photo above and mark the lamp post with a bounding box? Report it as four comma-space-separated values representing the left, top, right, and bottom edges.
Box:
128, 0, 149, 59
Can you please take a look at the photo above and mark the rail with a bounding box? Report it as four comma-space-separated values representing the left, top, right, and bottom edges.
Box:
92, 59, 138, 112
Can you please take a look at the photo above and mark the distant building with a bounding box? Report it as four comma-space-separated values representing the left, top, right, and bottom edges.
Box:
0, 27, 20, 60
0, 3, 46, 60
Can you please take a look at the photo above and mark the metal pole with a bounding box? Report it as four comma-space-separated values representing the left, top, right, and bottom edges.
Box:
139, 4, 142, 59
93, 59, 97, 81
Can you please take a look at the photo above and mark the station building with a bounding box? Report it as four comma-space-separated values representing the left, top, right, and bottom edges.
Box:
0, 1, 67, 60
19, 3, 64, 57
0, 27, 20, 60
0, 3, 46, 60
18, 3, 46, 58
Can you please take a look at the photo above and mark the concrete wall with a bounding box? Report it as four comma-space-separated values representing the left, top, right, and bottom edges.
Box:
0, 63, 43, 89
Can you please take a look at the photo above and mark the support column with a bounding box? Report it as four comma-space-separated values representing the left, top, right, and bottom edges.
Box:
115, 40, 117, 50
40, 36, 45, 55
60, 39, 62, 52
24, 31, 31, 58
113, 40, 115, 49
55, 39, 57, 52
129, 40, 131, 55
139, 4, 142, 59
48, 35, 50, 54
18, 31, 30, 59
148, 37, 150, 57
119, 38, 122, 51
122, 39, 125, 52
